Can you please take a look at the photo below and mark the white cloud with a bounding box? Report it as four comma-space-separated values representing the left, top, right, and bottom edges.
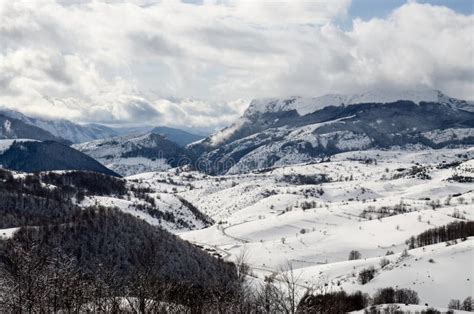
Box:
0, 0, 472, 130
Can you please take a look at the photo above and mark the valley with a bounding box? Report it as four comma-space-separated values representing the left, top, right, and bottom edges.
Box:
61, 147, 473, 309
1, 90, 473, 312
2, 1, 473, 311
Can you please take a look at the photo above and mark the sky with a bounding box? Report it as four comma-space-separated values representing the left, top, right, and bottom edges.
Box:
0, 0, 473, 132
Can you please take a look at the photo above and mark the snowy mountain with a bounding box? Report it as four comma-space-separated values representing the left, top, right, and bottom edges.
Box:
73, 132, 196, 176
2, 142, 473, 310
0, 113, 69, 143
0, 139, 119, 176
190, 89, 474, 174
0, 109, 120, 143
0, 108, 159, 144
244, 88, 473, 117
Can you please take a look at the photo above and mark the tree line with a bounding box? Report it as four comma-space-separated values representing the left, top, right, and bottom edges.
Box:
407, 220, 474, 249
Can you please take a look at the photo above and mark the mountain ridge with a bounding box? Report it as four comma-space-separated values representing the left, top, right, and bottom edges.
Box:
244, 89, 474, 117
0, 113, 70, 144
189, 89, 474, 174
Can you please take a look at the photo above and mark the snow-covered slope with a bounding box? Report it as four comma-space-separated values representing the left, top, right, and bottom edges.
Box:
73, 132, 195, 176
78, 170, 213, 231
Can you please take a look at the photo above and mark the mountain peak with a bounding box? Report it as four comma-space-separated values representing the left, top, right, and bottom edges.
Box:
245, 89, 468, 117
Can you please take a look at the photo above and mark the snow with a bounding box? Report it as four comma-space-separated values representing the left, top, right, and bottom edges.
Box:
3, 120, 12, 133
338, 240, 474, 309
351, 304, 471, 313
245, 89, 470, 116
0, 108, 117, 143
142, 147, 474, 308
422, 128, 474, 144
0, 227, 19, 239
73, 133, 172, 176
103, 157, 170, 177
2, 144, 470, 308
79, 177, 211, 232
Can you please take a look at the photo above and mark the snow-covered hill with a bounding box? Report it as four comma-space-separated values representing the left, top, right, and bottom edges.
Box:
4, 145, 471, 308
73, 132, 195, 176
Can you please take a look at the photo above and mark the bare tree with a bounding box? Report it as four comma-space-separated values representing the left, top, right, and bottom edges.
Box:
278, 261, 304, 314
125, 240, 165, 314
0, 235, 89, 313
255, 274, 285, 313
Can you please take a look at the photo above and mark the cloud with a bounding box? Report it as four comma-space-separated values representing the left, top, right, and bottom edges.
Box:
0, 0, 472, 131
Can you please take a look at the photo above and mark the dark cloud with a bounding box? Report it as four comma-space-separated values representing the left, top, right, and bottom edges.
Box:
131, 32, 184, 57
124, 100, 161, 121
196, 26, 283, 55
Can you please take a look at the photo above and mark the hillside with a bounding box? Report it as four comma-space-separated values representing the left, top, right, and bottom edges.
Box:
1, 143, 472, 311
0, 168, 236, 312
0, 169, 211, 232
0, 140, 119, 177
73, 132, 196, 176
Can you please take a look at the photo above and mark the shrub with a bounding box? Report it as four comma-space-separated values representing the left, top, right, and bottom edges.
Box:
395, 288, 419, 305
380, 258, 390, 268
358, 267, 376, 284
373, 287, 419, 305
281, 174, 329, 185
373, 287, 395, 305
298, 290, 369, 313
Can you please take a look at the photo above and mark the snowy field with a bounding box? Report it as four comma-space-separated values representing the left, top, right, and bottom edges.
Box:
123, 147, 473, 308
30, 146, 472, 308
1, 146, 472, 309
